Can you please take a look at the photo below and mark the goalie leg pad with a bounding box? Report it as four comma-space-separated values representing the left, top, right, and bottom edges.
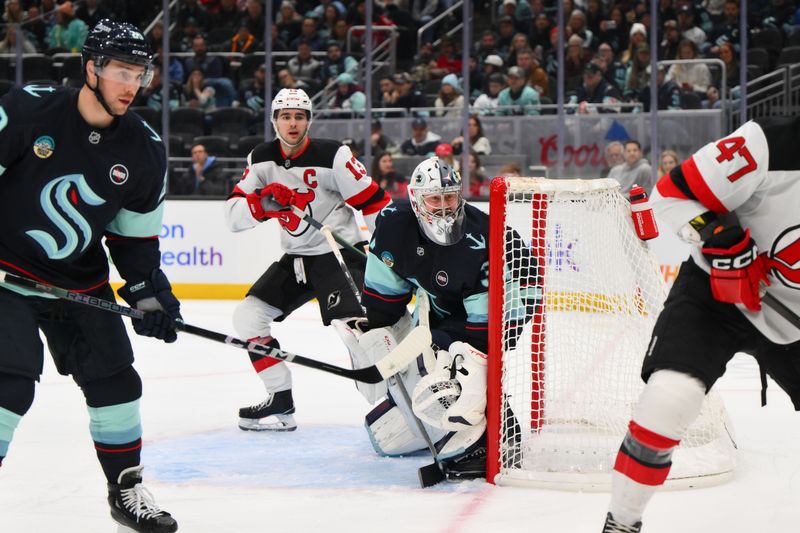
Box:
332, 319, 393, 404
365, 398, 428, 456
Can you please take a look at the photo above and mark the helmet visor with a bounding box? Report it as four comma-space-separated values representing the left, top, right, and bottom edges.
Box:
94, 61, 154, 88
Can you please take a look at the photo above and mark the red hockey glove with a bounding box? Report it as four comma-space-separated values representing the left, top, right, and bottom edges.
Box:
701, 226, 770, 312
246, 183, 295, 222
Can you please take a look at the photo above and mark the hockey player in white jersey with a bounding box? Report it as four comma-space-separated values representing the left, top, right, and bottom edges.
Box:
603, 117, 800, 532
225, 88, 391, 431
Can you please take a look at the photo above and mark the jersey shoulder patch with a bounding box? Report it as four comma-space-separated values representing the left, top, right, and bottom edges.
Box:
754, 117, 800, 171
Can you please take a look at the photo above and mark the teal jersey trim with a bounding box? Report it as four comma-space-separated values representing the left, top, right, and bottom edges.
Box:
106, 202, 165, 238
0, 407, 22, 456
87, 399, 142, 445
463, 291, 489, 323
0, 163, 6, 176
364, 255, 412, 296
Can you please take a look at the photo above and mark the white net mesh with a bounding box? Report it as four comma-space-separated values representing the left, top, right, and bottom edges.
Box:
490, 177, 736, 490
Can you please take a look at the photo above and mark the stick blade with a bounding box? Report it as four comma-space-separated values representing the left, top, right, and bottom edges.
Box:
418, 462, 446, 488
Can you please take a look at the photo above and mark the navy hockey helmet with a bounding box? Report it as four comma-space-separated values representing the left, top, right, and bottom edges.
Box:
82, 19, 154, 87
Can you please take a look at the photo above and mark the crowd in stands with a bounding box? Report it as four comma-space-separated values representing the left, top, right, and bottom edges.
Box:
2, 0, 800, 198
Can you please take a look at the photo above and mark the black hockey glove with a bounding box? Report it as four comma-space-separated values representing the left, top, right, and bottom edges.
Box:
118, 269, 182, 343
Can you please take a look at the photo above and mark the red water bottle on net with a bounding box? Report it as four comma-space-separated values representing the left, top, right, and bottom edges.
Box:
629, 185, 659, 240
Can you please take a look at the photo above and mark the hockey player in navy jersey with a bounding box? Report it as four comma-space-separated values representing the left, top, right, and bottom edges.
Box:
225, 88, 391, 431
0, 20, 180, 533
334, 157, 510, 479
603, 118, 800, 532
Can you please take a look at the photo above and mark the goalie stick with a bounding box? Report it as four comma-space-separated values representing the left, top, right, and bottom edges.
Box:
0, 269, 430, 384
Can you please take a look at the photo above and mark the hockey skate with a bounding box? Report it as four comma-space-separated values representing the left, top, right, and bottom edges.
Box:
602, 512, 642, 533
238, 389, 297, 431
108, 466, 178, 533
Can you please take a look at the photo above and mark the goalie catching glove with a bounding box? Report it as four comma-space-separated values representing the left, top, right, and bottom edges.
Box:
701, 226, 769, 312
412, 342, 488, 431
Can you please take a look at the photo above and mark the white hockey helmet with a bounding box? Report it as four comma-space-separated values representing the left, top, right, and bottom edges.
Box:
270, 88, 313, 147
408, 157, 466, 246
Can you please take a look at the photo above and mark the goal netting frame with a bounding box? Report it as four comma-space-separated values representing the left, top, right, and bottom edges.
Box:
486, 177, 737, 491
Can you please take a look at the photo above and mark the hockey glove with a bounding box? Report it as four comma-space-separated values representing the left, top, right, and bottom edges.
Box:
118, 269, 182, 343
701, 226, 769, 312
246, 183, 295, 222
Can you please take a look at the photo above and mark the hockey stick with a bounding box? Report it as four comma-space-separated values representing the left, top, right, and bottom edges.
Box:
0, 270, 429, 384
763, 292, 800, 329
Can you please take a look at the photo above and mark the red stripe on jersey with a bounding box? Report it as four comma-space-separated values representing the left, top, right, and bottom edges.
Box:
465, 325, 489, 330
681, 157, 728, 214
613, 450, 671, 486
628, 421, 680, 450
655, 173, 689, 200
252, 356, 282, 373
104, 234, 158, 242
346, 181, 380, 208
362, 287, 410, 303
279, 137, 311, 160
95, 442, 143, 453
232, 184, 248, 197
362, 192, 392, 215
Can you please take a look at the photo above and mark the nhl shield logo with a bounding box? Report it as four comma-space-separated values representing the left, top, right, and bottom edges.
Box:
436, 270, 449, 286
109, 164, 129, 185
88, 131, 101, 144
33, 135, 55, 158
416, 246, 425, 256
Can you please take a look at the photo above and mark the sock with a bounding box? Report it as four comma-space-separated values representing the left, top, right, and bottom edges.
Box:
87, 399, 143, 484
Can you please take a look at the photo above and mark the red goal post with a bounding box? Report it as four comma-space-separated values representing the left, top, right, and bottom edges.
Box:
486, 176, 737, 490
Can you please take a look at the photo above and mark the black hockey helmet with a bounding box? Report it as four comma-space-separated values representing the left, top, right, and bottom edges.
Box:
82, 19, 154, 81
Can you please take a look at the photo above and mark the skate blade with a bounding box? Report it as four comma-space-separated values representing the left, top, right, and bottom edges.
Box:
418, 462, 446, 488
238, 413, 297, 432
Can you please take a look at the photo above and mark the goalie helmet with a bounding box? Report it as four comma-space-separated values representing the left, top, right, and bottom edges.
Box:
270, 88, 313, 147
408, 157, 465, 246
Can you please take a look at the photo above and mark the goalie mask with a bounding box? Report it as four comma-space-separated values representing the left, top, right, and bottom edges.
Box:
408, 157, 466, 246
270, 88, 313, 147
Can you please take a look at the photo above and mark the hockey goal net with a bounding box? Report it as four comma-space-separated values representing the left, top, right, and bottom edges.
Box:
486, 177, 736, 490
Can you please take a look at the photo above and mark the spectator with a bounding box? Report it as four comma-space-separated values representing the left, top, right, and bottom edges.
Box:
482, 54, 505, 91
318, 40, 358, 85
370, 119, 398, 155
184, 35, 224, 80
516, 46, 550, 97
564, 34, 588, 86
388, 72, 427, 112
75, 0, 111, 29
238, 64, 268, 113
435, 143, 456, 168
0, 24, 37, 54
498, 0, 533, 28
429, 37, 463, 79
496, 15, 517, 57
133, 64, 184, 111
434, 74, 465, 118
291, 16, 324, 51
666, 39, 711, 95
3, 0, 24, 24
267, 22, 289, 54
714, 41, 739, 95
506, 32, 531, 69
287, 40, 322, 87
213, 0, 241, 31
329, 73, 366, 114
624, 42, 651, 100
400, 117, 441, 157
659, 19, 681, 60
243, 0, 267, 42
231, 22, 258, 54
277, 68, 311, 92
371, 151, 406, 199
676, 4, 707, 49
599, 140, 624, 178
474, 72, 506, 115
658, 149, 680, 176
24, 5, 47, 50
597, 42, 627, 91
530, 13, 552, 53
329, 19, 351, 52
190, 143, 229, 195
606, 139, 653, 194
570, 61, 623, 113
703, 85, 722, 109
568, 9, 595, 49
378, 75, 397, 108
598, 6, 628, 54
154, 45, 186, 85
451, 114, 492, 156
465, 151, 490, 198
497, 66, 541, 116
622, 22, 647, 65
475, 30, 500, 63
46, 2, 88, 53
184, 67, 216, 111
177, 0, 210, 34
498, 161, 523, 177
640, 63, 682, 111
318, 4, 341, 42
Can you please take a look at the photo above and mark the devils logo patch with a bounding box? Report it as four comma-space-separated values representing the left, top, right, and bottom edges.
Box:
768, 225, 800, 289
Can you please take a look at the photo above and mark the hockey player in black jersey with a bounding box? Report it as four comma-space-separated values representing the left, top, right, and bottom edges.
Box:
334, 157, 508, 480
225, 88, 391, 431
603, 118, 800, 532
0, 20, 180, 533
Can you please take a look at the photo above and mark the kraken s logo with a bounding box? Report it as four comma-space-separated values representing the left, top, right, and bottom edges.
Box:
26, 174, 106, 259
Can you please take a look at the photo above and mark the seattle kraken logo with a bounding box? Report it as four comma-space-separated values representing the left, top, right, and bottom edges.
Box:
26, 174, 105, 259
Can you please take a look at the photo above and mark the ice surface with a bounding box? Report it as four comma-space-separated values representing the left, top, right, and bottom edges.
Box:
2, 301, 800, 533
